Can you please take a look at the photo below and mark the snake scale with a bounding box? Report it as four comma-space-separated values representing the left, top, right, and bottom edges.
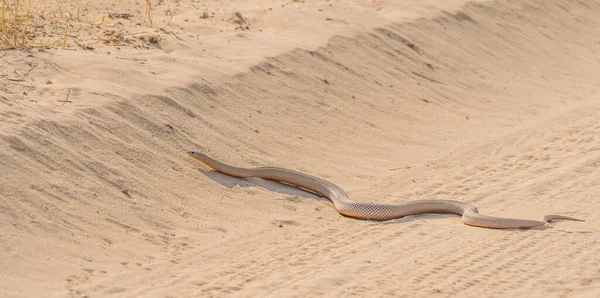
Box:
188, 151, 583, 229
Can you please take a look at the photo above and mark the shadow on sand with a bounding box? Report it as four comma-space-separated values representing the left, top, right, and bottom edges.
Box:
196, 168, 331, 204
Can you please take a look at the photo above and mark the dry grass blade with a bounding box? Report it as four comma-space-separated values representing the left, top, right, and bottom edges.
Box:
62, 24, 67, 48
54, 0, 63, 19
13, 0, 18, 46
1, 1, 5, 38
73, 0, 81, 21
164, 0, 173, 27
144, 0, 153, 27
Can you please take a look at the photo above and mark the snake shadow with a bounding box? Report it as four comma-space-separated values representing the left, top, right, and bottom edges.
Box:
380, 213, 462, 225
379, 214, 552, 231
196, 168, 331, 203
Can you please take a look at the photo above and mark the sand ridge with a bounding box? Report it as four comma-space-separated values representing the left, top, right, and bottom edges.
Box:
1, 0, 600, 297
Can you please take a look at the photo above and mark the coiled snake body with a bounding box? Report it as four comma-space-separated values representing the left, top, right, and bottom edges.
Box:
188, 151, 582, 229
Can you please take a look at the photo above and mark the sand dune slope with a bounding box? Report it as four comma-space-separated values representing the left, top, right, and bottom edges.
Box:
1, 0, 600, 297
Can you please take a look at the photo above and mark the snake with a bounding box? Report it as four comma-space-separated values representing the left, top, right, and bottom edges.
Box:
188, 151, 583, 229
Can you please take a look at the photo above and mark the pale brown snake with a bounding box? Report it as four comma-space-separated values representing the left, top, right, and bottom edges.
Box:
189, 151, 583, 229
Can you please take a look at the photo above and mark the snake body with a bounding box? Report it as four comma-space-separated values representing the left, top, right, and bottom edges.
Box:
188, 151, 583, 229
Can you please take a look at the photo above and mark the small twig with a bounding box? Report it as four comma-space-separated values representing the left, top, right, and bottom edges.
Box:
23, 64, 38, 76
411, 71, 444, 84
389, 166, 411, 171
70, 38, 94, 50
159, 28, 184, 41
116, 56, 147, 62
57, 87, 72, 106
6, 80, 35, 90
11, 68, 26, 81
123, 31, 147, 36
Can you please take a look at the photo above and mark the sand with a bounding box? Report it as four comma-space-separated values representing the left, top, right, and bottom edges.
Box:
1, 0, 600, 297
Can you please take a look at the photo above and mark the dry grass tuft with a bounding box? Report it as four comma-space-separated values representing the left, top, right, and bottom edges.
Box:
1, 0, 174, 50
1, 0, 33, 49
